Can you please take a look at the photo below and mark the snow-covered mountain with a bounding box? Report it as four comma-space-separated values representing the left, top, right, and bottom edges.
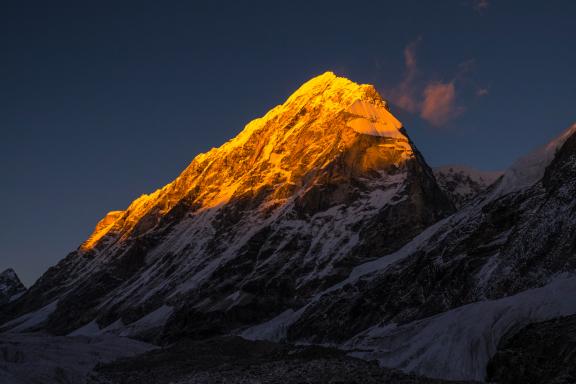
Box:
434, 165, 502, 208
3, 72, 576, 383
0, 269, 26, 305
1, 72, 453, 339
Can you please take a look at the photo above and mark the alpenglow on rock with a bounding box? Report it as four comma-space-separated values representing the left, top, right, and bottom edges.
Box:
2, 72, 453, 339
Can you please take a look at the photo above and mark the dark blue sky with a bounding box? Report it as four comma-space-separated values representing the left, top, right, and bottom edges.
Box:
1, 1, 575, 285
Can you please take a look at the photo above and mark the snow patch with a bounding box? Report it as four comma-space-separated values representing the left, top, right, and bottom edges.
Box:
346, 100, 405, 138
1, 301, 58, 333
345, 275, 576, 381
241, 308, 305, 342
118, 305, 173, 337
68, 320, 101, 336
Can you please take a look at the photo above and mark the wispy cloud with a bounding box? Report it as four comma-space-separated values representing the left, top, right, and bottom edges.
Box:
383, 40, 485, 127
472, 0, 490, 13
386, 37, 421, 113
421, 82, 464, 126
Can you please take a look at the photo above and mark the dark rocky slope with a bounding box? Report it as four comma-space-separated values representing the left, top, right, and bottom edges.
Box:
487, 315, 576, 384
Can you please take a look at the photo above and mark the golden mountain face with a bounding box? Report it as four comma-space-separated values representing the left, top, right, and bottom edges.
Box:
81, 72, 413, 253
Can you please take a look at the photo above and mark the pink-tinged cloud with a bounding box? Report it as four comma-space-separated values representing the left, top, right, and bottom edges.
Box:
383, 39, 480, 127
420, 82, 464, 127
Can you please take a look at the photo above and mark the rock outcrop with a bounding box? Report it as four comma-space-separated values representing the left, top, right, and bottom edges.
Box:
433, 165, 502, 208
0, 269, 26, 305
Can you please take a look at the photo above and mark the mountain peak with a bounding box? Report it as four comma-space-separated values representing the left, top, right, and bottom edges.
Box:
284, 72, 403, 137
79, 73, 410, 253
288, 71, 370, 101
434, 165, 503, 208
0, 268, 26, 304
288, 71, 387, 106
0, 268, 18, 280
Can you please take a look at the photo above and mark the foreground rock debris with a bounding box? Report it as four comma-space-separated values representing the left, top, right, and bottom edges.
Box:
87, 336, 474, 384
